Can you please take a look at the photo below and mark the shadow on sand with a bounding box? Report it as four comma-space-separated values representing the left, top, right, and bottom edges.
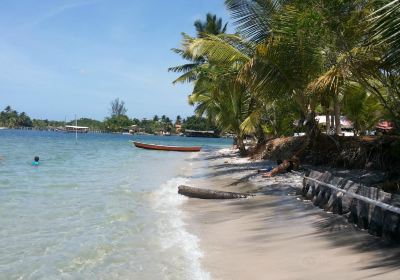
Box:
193, 152, 400, 277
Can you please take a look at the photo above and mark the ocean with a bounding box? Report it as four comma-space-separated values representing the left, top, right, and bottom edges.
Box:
0, 130, 231, 279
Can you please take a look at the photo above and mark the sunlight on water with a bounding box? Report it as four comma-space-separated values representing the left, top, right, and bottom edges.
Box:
0, 130, 230, 279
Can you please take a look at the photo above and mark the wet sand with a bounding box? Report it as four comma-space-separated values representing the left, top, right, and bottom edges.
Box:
183, 148, 400, 280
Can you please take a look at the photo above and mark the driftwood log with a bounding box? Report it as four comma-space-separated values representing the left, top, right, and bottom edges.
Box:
262, 156, 300, 177
178, 185, 252, 199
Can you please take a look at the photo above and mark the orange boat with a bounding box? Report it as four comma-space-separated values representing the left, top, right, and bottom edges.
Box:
132, 141, 202, 152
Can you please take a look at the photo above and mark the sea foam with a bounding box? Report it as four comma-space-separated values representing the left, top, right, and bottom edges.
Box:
151, 177, 210, 280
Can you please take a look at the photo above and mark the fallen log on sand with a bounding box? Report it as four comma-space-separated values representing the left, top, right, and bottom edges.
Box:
178, 185, 253, 199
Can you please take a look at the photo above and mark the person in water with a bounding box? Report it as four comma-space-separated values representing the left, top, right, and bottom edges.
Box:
32, 156, 40, 166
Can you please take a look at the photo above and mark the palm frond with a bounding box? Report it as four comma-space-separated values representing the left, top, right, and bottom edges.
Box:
168, 63, 200, 73
225, 0, 288, 42
172, 69, 198, 84
307, 66, 344, 96
368, 0, 400, 67
240, 107, 263, 134
188, 34, 252, 64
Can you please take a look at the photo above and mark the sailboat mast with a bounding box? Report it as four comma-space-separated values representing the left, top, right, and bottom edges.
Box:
75, 114, 78, 143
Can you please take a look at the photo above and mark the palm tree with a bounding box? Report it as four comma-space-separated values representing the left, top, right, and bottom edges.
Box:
171, 0, 399, 148
227, 2, 326, 137
169, 14, 228, 77
170, 30, 257, 152
171, 4, 325, 146
4, 106, 12, 113
226, 0, 378, 137
188, 65, 254, 154
194, 13, 228, 36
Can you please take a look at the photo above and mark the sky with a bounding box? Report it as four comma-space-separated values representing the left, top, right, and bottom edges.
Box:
0, 0, 231, 121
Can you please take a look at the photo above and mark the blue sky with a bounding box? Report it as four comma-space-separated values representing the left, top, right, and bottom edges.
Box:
0, 0, 230, 121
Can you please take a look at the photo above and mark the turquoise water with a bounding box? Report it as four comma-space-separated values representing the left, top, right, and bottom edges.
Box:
0, 130, 231, 279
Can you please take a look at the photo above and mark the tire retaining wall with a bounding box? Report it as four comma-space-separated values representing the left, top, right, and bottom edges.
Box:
302, 170, 400, 241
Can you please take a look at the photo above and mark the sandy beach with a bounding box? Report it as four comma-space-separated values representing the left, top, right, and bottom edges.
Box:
183, 148, 400, 280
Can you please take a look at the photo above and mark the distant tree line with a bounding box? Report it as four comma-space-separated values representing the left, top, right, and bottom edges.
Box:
0, 104, 217, 135
0, 106, 32, 128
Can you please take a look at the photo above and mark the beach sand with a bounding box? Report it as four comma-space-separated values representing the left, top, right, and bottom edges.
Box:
183, 148, 400, 280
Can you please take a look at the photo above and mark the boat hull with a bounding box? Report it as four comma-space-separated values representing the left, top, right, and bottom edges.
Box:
133, 141, 201, 152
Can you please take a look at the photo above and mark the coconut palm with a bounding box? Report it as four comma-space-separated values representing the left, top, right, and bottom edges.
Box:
228, 0, 381, 137
171, 31, 259, 153
194, 13, 228, 37
171, 1, 400, 146
169, 14, 228, 77
231, 2, 327, 137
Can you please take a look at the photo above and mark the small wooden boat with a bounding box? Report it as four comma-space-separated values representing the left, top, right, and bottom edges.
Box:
132, 141, 201, 152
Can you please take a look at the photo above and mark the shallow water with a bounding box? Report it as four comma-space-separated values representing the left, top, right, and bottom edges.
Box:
0, 130, 231, 279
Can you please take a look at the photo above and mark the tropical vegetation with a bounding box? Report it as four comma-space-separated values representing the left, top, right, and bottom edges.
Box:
170, 1, 400, 154
0, 106, 32, 128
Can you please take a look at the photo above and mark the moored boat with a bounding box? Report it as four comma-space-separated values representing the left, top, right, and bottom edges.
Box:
132, 141, 201, 152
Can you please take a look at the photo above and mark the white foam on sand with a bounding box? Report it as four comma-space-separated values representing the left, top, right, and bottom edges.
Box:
151, 177, 210, 280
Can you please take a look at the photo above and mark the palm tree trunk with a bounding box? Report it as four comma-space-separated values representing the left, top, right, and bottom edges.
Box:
237, 136, 246, 156
325, 107, 330, 134
256, 124, 267, 145
305, 111, 319, 139
333, 94, 341, 135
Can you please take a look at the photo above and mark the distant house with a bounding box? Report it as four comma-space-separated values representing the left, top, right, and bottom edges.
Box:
129, 125, 140, 134
376, 120, 395, 134
315, 115, 354, 136
315, 116, 353, 129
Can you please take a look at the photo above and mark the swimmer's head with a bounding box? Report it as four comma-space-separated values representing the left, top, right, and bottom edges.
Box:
34, 156, 39, 162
